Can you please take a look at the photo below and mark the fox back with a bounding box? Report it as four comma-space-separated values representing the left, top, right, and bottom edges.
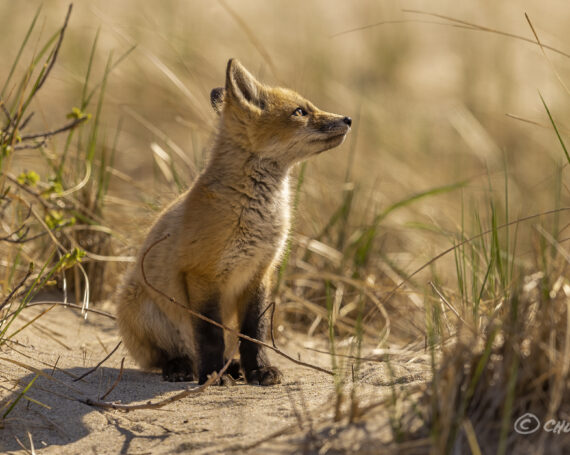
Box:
116, 59, 352, 386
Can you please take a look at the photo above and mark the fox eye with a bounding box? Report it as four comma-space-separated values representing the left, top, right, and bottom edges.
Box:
292, 107, 308, 117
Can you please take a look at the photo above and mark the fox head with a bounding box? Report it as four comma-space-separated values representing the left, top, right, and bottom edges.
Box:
210, 59, 351, 166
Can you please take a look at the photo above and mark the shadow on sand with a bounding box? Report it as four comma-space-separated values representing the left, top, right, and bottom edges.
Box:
0, 365, 199, 453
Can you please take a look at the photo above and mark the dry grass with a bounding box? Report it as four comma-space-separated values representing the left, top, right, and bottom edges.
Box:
1, 1, 569, 454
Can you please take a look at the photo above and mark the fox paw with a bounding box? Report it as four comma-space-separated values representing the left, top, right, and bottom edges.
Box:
226, 358, 243, 380
198, 373, 236, 386
162, 357, 194, 382
197, 359, 242, 385
246, 366, 282, 386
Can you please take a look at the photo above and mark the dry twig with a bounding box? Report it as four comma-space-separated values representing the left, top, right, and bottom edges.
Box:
4, 301, 116, 321
83, 343, 239, 411
100, 357, 125, 400
73, 341, 122, 382
20, 115, 88, 141
0, 264, 33, 311
33, 4, 73, 94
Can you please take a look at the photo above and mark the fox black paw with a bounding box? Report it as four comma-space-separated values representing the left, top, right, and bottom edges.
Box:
226, 358, 242, 380
162, 357, 194, 382
246, 366, 282, 386
198, 373, 236, 386
198, 359, 242, 384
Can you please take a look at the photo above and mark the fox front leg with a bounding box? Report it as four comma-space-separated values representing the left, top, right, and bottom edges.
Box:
240, 285, 282, 385
161, 354, 195, 382
194, 297, 226, 385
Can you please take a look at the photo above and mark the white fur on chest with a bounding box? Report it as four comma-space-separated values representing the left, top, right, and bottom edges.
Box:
221, 176, 290, 299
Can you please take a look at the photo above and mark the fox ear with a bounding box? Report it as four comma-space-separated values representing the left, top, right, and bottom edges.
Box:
210, 87, 225, 115
225, 59, 264, 112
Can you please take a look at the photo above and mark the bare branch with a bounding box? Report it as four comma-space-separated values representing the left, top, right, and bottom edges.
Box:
0, 205, 43, 244
20, 115, 88, 141
5, 175, 51, 210
4, 301, 116, 321
73, 341, 122, 382
0, 223, 30, 243
14, 140, 47, 151
19, 112, 34, 131
0, 263, 33, 311
0, 99, 13, 130
34, 4, 73, 94
0, 229, 46, 244
100, 357, 125, 400
83, 343, 240, 411
258, 300, 277, 348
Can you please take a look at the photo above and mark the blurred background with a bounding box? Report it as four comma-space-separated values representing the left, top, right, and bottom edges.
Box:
2, 4, 569, 451
1, 0, 569, 339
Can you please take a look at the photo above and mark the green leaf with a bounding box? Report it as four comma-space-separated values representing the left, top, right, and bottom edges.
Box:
44, 210, 75, 230
66, 106, 91, 121
16, 171, 40, 186
59, 247, 86, 270
42, 177, 63, 196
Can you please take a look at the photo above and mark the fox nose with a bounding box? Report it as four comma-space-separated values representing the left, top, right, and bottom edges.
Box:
343, 116, 352, 127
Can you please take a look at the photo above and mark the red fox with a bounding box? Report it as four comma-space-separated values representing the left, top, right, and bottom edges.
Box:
116, 59, 351, 385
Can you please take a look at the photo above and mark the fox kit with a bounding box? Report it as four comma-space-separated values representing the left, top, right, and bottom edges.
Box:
116, 59, 351, 385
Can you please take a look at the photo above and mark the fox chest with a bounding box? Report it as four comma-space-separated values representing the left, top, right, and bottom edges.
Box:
220, 181, 290, 295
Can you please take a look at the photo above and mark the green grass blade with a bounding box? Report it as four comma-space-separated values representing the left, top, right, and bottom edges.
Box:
57, 28, 101, 180
96, 118, 122, 207
354, 180, 468, 267
539, 91, 570, 165
2, 374, 39, 419
379, 180, 468, 225
14, 30, 60, 111
87, 52, 112, 163
0, 254, 53, 343
81, 28, 100, 107
83, 44, 137, 109
0, 5, 42, 99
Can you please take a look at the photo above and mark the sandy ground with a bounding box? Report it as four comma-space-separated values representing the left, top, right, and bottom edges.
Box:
0, 303, 428, 454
